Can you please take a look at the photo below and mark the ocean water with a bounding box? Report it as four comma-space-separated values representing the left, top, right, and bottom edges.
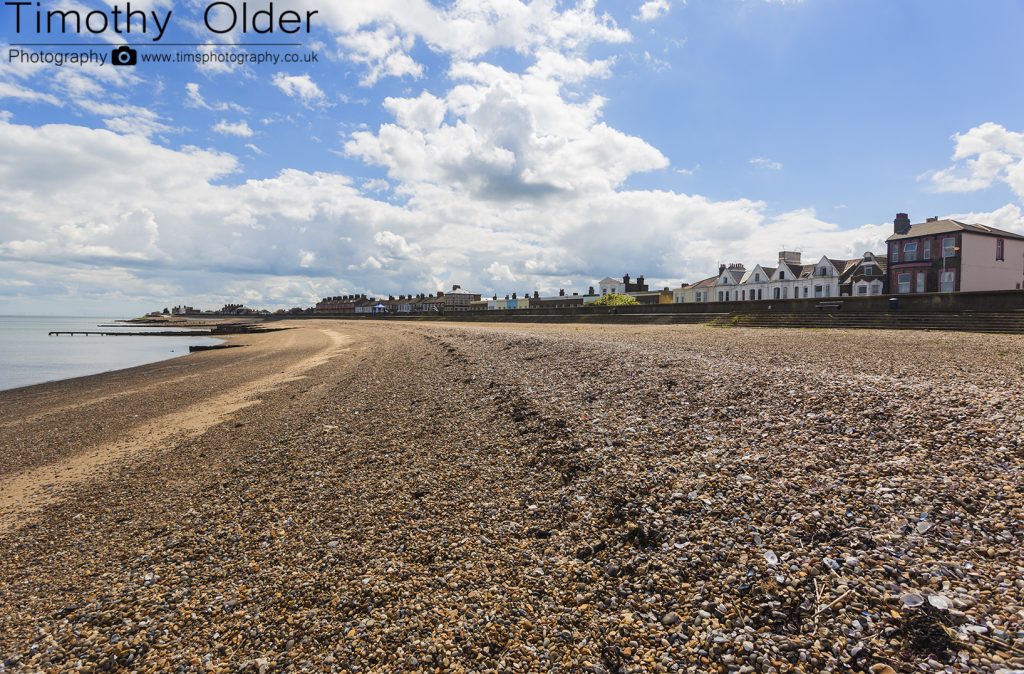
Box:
0, 316, 223, 392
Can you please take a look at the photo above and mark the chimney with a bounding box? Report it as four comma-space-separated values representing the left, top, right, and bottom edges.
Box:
437, 291, 444, 297
719, 264, 727, 275
588, 286, 595, 295
926, 216, 938, 222
623, 273, 631, 284
559, 288, 565, 296
493, 294, 497, 300
512, 292, 517, 299
894, 212, 911, 235
533, 290, 539, 299
452, 284, 461, 291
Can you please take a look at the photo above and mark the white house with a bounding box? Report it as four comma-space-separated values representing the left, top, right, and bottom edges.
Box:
739, 264, 774, 302
714, 263, 747, 302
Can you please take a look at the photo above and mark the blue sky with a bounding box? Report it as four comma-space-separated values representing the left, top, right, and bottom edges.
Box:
2, 0, 1023, 313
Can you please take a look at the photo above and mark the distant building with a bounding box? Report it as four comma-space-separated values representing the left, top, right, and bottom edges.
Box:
598, 274, 648, 296
886, 213, 1024, 294
220, 303, 256, 315
715, 263, 747, 302
841, 252, 888, 296
441, 284, 482, 311
536, 288, 587, 308
674, 277, 716, 303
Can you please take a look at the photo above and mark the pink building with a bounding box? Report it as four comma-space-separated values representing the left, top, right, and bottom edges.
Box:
886, 213, 1024, 294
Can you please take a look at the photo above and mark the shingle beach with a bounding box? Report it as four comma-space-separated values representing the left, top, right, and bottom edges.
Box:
1, 321, 1021, 673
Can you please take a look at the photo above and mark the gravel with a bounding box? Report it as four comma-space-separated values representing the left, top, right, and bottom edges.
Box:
0, 321, 1021, 672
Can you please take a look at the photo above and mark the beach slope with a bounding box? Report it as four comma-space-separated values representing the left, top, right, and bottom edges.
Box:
0, 321, 1021, 672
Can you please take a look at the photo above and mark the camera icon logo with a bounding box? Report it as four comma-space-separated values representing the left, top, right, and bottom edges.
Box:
111, 45, 138, 67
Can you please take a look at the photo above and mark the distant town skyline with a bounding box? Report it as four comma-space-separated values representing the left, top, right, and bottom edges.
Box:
2, 0, 1024, 315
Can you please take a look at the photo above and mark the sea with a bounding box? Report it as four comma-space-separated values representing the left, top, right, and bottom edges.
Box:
0, 316, 223, 392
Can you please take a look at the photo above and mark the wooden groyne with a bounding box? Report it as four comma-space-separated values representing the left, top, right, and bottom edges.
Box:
49, 326, 286, 337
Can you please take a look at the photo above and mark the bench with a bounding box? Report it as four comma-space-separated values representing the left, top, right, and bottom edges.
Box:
816, 301, 843, 310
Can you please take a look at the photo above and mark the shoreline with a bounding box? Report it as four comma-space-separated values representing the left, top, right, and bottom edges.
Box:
0, 323, 351, 531
0, 316, 285, 393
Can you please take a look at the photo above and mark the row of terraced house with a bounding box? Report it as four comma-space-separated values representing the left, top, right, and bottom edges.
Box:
315, 214, 1024, 314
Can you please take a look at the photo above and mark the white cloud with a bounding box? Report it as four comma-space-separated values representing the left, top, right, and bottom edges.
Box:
337, 27, 424, 86
274, 0, 631, 86
75, 99, 175, 137
636, 0, 671, 22
923, 122, 1024, 200
346, 60, 667, 198
362, 178, 390, 192
750, 156, 783, 171
213, 120, 254, 137
185, 82, 248, 113
245, 143, 265, 155
0, 81, 61, 106
271, 73, 327, 107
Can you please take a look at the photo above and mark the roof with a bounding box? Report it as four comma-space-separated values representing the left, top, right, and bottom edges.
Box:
598, 276, 620, 285
719, 268, 745, 284
887, 219, 1024, 242
690, 276, 718, 289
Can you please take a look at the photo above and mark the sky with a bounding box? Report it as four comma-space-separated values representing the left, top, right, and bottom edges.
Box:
1, 0, 1023, 314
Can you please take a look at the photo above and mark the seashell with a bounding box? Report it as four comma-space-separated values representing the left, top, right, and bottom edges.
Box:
901, 593, 924, 607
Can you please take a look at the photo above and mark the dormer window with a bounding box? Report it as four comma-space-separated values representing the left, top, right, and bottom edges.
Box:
754, 273, 761, 282
779, 271, 785, 280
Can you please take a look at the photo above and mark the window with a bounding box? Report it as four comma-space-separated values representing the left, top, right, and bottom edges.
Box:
718, 291, 724, 302
773, 288, 781, 299
758, 289, 763, 300
741, 290, 746, 300
941, 271, 955, 292
779, 271, 785, 280
942, 237, 956, 257
890, 245, 899, 262
818, 267, 827, 277
814, 285, 823, 298
803, 287, 809, 298
754, 273, 761, 282
916, 271, 927, 293
923, 241, 931, 260
898, 273, 911, 293
857, 285, 867, 295
903, 242, 918, 262
996, 238, 1005, 261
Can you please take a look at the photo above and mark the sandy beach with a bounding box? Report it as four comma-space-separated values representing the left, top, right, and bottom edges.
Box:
0, 321, 1021, 672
